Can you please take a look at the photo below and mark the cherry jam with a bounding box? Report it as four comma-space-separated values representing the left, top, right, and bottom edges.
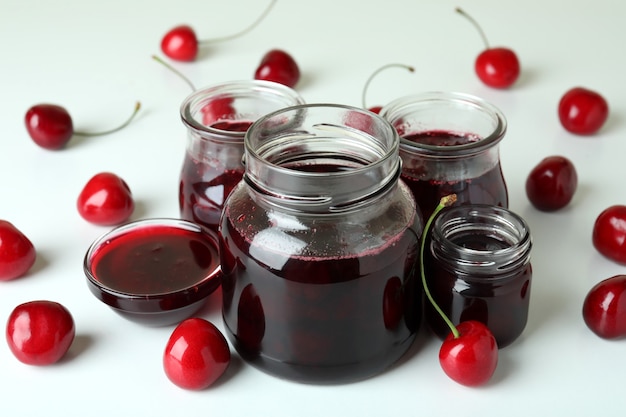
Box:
423, 205, 532, 348
220, 211, 419, 383
401, 131, 508, 220
84, 219, 222, 326
379, 92, 509, 220
179, 81, 305, 232
220, 104, 422, 383
179, 120, 253, 232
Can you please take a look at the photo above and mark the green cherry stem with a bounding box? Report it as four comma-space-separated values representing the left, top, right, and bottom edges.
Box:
73, 101, 142, 137
152, 54, 196, 91
361, 63, 415, 110
198, 0, 277, 45
420, 194, 459, 338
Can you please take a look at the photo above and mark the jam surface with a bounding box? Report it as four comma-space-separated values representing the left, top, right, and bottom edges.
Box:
401, 131, 508, 219
179, 120, 253, 232
91, 225, 218, 295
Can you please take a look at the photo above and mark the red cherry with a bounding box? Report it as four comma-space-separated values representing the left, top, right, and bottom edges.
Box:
421, 195, 498, 386
525, 155, 578, 211
558, 87, 609, 135
0, 221, 36, 281
160, 0, 277, 62
439, 320, 498, 387
361, 63, 415, 113
6, 300, 75, 366
77, 172, 135, 226
254, 49, 300, 88
161, 25, 198, 62
25, 102, 141, 150
25, 104, 73, 150
456, 7, 520, 88
583, 275, 626, 339
163, 318, 231, 390
592, 205, 626, 265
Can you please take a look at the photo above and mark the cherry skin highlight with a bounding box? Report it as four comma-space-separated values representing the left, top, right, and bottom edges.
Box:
0, 221, 36, 281
254, 49, 300, 88
439, 320, 498, 387
525, 155, 578, 211
456, 7, 520, 88
77, 172, 134, 226
558, 87, 608, 135
592, 205, 626, 265
6, 300, 75, 366
583, 275, 626, 339
163, 318, 231, 390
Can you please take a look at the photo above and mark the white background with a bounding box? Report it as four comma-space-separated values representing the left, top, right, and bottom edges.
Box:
1, 0, 625, 415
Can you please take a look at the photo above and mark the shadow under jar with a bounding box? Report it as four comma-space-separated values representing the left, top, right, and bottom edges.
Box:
423, 205, 533, 348
179, 80, 305, 232
380, 91, 509, 221
219, 104, 423, 384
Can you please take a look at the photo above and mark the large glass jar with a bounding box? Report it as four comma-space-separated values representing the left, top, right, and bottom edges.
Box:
179, 80, 304, 232
423, 204, 532, 348
380, 91, 509, 221
219, 104, 423, 384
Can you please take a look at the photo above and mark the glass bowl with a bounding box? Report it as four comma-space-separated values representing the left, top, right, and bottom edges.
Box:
83, 218, 221, 326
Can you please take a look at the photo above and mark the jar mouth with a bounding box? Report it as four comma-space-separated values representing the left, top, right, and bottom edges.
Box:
432, 204, 531, 275
180, 80, 305, 142
243, 103, 401, 212
379, 91, 507, 157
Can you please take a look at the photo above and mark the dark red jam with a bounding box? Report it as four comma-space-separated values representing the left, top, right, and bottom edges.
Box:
91, 225, 219, 296
423, 232, 532, 348
219, 208, 420, 383
179, 120, 253, 232
400, 131, 508, 220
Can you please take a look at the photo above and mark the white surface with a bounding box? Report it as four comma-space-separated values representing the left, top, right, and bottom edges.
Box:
1, 0, 625, 415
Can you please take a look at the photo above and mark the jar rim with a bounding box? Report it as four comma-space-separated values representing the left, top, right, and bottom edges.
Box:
431, 204, 532, 277
242, 103, 402, 212
380, 91, 507, 157
180, 79, 305, 141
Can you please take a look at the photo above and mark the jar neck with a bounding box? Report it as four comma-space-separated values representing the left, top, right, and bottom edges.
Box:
180, 80, 305, 146
243, 104, 402, 213
380, 91, 507, 158
430, 205, 532, 278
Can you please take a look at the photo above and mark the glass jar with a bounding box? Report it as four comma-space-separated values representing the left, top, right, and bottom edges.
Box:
179, 80, 305, 232
380, 91, 509, 221
423, 204, 532, 348
219, 104, 423, 384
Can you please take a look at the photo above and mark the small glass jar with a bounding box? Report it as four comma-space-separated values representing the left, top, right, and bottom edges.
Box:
380, 91, 509, 221
219, 104, 423, 384
423, 205, 532, 348
178, 80, 305, 232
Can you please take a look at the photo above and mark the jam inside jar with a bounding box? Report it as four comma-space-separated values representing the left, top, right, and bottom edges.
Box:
380, 91, 509, 220
219, 104, 423, 384
179, 80, 304, 232
423, 204, 532, 348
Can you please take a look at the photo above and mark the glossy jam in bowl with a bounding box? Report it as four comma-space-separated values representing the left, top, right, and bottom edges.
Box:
84, 218, 221, 326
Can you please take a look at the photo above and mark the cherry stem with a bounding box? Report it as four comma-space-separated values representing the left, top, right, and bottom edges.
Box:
152, 54, 196, 91
362, 63, 415, 109
198, 0, 277, 45
420, 194, 459, 338
455, 7, 490, 49
74, 101, 141, 137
